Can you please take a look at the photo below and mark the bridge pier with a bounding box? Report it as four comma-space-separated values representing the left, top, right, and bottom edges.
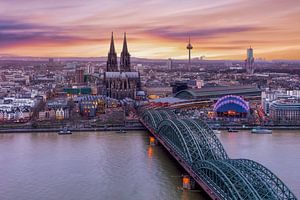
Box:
182, 175, 195, 190
149, 136, 157, 146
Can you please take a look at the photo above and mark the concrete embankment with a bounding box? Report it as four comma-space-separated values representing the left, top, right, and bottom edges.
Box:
0, 126, 146, 134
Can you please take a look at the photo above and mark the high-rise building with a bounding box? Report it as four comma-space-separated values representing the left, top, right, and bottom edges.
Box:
245, 47, 254, 74
86, 64, 94, 74
48, 58, 54, 67
167, 58, 172, 70
104, 33, 141, 100
75, 68, 84, 84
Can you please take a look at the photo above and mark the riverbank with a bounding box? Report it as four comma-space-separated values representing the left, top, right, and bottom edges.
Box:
215, 125, 300, 130
0, 126, 146, 134
0, 122, 299, 134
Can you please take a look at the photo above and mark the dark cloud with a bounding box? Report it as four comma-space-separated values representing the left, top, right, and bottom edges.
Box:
0, 32, 108, 48
0, 32, 77, 46
0, 19, 66, 45
0, 20, 44, 30
146, 26, 266, 40
0, 19, 105, 47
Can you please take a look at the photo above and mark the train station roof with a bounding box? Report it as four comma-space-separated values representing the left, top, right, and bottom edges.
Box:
152, 97, 186, 104
175, 86, 261, 100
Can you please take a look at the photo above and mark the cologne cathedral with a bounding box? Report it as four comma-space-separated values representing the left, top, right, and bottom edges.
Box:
104, 33, 141, 100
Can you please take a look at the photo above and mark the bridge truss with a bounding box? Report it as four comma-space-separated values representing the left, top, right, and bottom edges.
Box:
141, 109, 297, 200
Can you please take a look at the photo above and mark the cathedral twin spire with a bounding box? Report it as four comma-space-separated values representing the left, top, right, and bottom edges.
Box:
107, 32, 131, 72
107, 32, 118, 72
120, 33, 131, 72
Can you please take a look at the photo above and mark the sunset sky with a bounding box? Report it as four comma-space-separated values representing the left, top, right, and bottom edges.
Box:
0, 0, 299, 60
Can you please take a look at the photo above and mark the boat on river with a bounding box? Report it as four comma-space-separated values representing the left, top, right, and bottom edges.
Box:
251, 127, 272, 134
58, 127, 72, 135
116, 129, 127, 134
227, 128, 238, 133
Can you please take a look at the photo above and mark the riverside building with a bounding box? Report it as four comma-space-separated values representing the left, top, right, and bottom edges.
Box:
269, 99, 300, 123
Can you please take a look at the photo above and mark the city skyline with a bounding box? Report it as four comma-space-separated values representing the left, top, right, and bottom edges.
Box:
0, 0, 300, 60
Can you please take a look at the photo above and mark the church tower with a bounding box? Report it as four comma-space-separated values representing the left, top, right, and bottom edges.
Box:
120, 32, 131, 72
107, 32, 118, 72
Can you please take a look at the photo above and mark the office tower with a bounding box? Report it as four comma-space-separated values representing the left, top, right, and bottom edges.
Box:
245, 46, 254, 74
167, 58, 172, 70
75, 68, 84, 84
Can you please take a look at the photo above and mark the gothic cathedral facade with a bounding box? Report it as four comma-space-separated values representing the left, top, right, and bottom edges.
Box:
104, 33, 141, 100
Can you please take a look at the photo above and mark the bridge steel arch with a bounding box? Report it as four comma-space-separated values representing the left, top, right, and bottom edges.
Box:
157, 119, 205, 165
141, 109, 177, 130
227, 159, 297, 200
222, 159, 277, 199
193, 160, 261, 200
157, 118, 229, 162
141, 110, 157, 129
192, 159, 297, 200
140, 109, 297, 199
184, 119, 228, 160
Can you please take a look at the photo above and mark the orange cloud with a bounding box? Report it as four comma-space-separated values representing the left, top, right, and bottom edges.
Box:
0, 0, 299, 59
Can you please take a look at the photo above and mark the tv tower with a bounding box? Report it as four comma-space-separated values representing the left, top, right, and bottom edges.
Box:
186, 36, 193, 71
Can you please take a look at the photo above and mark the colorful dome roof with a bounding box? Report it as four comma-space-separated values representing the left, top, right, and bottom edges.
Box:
214, 95, 250, 113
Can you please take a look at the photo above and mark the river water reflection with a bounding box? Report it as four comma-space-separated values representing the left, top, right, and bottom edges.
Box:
218, 130, 300, 197
0, 131, 205, 200
0, 130, 299, 199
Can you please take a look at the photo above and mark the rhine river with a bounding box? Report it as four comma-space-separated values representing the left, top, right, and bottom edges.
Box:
0, 130, 299, 200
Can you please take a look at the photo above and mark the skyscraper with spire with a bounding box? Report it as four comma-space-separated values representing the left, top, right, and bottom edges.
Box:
120, 33, 131, 72
107, 32, 118, 72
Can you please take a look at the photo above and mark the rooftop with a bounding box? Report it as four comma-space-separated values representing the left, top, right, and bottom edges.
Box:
175, 86, 261, 99
271, 99, 300, 109
105, 72, 139, 79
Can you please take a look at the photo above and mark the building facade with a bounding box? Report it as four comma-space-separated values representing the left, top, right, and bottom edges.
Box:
269, 99, 300, 123
38, 98, 70, 121
104, 33, 140, 100
245, 47, 254, 74
75, 68, 84, 84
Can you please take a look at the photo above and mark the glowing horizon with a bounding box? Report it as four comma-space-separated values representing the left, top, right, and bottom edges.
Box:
0, 0, 300, 60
